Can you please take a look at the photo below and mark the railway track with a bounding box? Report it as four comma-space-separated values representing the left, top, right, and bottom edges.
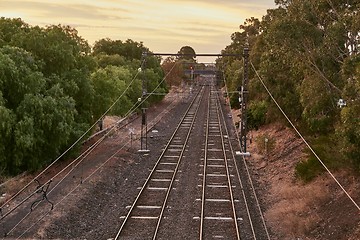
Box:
114, 78, 269, 239
199, 85, 270, 239
198, 84, 240, 239
114, 85, 206, 239
1, 78, 269, 239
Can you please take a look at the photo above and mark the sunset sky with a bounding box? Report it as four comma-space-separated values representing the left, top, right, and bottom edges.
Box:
0, 0, 275, 62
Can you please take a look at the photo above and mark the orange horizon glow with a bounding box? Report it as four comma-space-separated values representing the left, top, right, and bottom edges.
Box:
0, 0, 275, 62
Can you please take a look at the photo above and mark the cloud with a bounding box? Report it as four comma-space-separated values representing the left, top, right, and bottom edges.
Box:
0, 0, 130, 22
0, 0, 276, 61
170, 0, 275, 8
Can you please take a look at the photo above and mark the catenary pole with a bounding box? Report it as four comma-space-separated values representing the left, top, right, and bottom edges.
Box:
240, 43, 250, 153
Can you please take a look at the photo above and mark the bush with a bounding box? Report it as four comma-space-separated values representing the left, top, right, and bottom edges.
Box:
295, 135, 343, 182
295, 156, 323, 183
229, 92, 240, 109
248, 100, 268, 130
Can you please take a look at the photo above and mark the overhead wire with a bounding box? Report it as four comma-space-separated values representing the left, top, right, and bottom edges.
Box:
0, 59, 145, 221
4, 56, 178, 222
220, 66, 271, 239
250, 61, 360, 211
14, 134, 132, 239
7, 57, 179, 238
217, 68, 256, 237
9, 105, 140, 237
16, 129, 133, 237
4, 137, 106, 236
0, 137, 101, 223
43, 67, 176, 198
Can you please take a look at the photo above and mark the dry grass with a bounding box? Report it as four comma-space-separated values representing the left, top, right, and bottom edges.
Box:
265, 178, 330, 238
254, 134, 276, 155
0, 173, 36, 206
348, 224, 360, 240
248, 124, 360, 239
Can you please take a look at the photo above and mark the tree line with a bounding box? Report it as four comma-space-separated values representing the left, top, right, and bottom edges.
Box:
218, 0, 360, 180
0, 18, 166, 175
162, 46, 211, 86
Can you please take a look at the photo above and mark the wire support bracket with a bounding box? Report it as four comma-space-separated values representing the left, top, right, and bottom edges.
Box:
30, 179, 54, 212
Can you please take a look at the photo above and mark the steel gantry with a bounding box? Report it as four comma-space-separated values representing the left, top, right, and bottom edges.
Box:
139, 51, 250, 156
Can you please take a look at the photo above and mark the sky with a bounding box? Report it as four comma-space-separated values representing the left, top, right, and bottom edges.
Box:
0, 0, 276, 62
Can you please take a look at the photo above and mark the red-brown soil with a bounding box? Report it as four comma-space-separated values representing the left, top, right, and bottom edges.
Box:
1, 87, 359, 239
247, 123, 360, 240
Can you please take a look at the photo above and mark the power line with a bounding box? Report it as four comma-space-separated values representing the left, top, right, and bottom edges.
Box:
149, 53, 241, 57
10, 61, 181, 238
0, 60, 145, 221
46, 56, 173, 197
14, 134, 133, 239
3, 57, 180, 237
250, 61, 360, 211
220, 67, 271, 239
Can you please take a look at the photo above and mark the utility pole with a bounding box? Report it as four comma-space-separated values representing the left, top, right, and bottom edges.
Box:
139, 51, 149, 153
240, 42, 250, 156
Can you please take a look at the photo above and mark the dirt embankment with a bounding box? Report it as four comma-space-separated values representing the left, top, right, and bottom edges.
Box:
247, 124, 360, 240
2, 86, 359, 239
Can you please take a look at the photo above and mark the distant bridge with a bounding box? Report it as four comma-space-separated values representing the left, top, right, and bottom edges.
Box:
183, 70, 219, 75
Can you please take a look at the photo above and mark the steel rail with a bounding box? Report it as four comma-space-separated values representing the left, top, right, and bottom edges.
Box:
152, 85, 205, 239
215, 89, 257, 239
200, 84, 240, 239
219, 67, 270, 239
237, 145, 271, 239
217, 89, 270, 239
199, 84, 210, 240
213, 87, 241, 240
114, 86, 205, 240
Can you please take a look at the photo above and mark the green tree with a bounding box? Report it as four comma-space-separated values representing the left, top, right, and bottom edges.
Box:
161, 56, 184, 87
299, 74, 336, 133
0, 92, 15, 170
13, 87, 77, 171
248, 100, 268, 130
95, 53, 126, 68
93, 38, 148, 60
220, 0, 360, 177
338, 102, 360, 170
91, 66, 132, 119
337, 54, 360, 170
0, 18, 167, 175
0, 17, 29, 46
0, 46, 45, 109
0, 20, 96, 174
92, 38, 165, 118
9, 23, 96, 126
12, 24, 92, 76
144, 68, 167, 103
177, 46, 196, 61
0, 45, 79, 173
